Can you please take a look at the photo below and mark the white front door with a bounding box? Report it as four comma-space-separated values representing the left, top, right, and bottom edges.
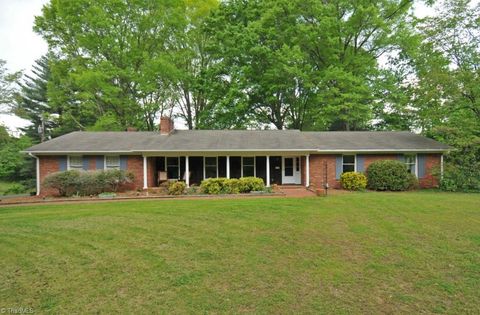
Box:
282, 157, 301, 184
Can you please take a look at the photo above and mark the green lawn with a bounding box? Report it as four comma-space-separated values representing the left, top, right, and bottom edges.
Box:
0, 192, 479, 314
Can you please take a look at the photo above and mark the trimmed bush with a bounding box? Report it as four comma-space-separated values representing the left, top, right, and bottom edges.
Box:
43, 169, 135, 197
168, 181, 186, 195
406, 173, 419, 190
238, 177, 265, 193
200, 178, 223, 194
223, 178, 240, 194
200, 177, 265, 194
98, 169, 135, 192
366, 160, 410, 191
44, 170, 81, 196
340, 172, 367, 191
76, 171, 103, 196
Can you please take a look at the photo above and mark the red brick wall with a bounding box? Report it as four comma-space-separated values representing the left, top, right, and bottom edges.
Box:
308, 154, 341, 189
419, 154, 441, 188
307, 153, 442, 190
39, 155, 61, 196
126, 155, 145, 189
38, 155, 148, 195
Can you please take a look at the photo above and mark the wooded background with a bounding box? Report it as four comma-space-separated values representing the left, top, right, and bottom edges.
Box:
0, 0, 478, 192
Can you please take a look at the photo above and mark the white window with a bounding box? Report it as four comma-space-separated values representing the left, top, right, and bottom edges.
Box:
342, 155, 355, 173
69, 156, 83, 170
242, 157, 255, 177
204, 157, 218, 179
404, 154, 417, 175
105, 156, 120, 170
167, 157, 179, 179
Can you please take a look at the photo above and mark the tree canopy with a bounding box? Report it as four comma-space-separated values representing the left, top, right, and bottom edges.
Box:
1, 0, 478, 192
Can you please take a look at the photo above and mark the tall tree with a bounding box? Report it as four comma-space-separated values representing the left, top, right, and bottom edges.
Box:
0, 60, 21, 112
204, 0, 414, 130
14, 53, 57, 141
34, 0, 195, 131
169, 0, 219, 129
389, 0, 480, 144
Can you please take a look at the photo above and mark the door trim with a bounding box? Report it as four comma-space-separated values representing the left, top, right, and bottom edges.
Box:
282, 156, 301, 184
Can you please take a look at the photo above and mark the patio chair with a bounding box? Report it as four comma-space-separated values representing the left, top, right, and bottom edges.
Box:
157, 171, 167, 186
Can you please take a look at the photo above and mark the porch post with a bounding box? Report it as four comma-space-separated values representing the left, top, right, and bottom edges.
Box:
306, 154, 310, 187
226, 155, 230, 179
185, 156, 190, 187
143, 155, 148, 189
266, 155, 270, 187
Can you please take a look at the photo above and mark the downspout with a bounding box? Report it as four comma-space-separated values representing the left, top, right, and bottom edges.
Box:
28, 153, 40, 196
440, 154, 444, 180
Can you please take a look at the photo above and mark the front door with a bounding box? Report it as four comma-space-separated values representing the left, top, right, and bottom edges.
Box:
282, 157, 301, 184
269, 156, 282, 185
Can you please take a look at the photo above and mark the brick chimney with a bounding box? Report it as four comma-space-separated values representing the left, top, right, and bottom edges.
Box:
160, 116, 174, 135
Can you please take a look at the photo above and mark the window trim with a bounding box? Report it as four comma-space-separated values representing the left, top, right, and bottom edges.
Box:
203, 156, 218, 179
342, 154, 356, 173
166, 156, 180, 180
241, 156, 256, 177
68, 155, 83, 170
104, 155, 120, 170
404, 153, 418, 176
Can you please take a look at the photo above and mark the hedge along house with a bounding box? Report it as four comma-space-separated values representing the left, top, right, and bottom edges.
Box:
24, 117, 450, 195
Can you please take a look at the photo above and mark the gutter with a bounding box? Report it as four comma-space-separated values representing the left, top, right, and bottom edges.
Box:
23, 148, 451, 154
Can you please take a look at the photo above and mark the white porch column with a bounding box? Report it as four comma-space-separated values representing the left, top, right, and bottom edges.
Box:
266, 155, 270, 187
185, 156, 190, 187
29, 153, 40, 195
143, 155, 148, 189
226, 155, 230, 179
306, 154, 310, 187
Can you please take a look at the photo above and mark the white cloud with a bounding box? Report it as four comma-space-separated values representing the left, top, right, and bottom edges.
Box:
0, 0, 49, 73
0, 0, 48, 134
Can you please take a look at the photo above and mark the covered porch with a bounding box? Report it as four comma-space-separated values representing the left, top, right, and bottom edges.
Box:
142, 154, 311, 188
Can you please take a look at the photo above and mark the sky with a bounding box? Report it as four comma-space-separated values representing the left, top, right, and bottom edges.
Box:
0, 0, 437, 135
0, 0, 49, 134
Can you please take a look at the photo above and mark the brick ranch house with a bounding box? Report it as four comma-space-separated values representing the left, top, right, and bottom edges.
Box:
24, 117, 450, 195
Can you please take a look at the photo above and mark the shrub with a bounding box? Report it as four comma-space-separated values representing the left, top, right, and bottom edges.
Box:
168, 181, 186, 195
434, 140, 480, 192
4, 183, 26, 195
366, 160, 410, 191
340, 172, 367, 191
223, 178, 240, 194
43, 169, 135, 197
44, 170, 81, 196
406, 172, 419, 190
76, 171, 103, 196
238, 177, 265, 193
200, 177, 264, 194
98, 169, 135, 192
200, 178, 223, 194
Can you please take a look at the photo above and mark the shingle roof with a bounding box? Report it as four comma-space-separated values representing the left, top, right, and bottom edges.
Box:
24, 130, 450, 153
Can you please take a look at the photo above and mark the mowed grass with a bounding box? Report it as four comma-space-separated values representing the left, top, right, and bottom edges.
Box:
0, 192, 479, 314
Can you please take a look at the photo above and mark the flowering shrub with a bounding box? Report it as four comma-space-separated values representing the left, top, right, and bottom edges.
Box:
340, 172, 367, 191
